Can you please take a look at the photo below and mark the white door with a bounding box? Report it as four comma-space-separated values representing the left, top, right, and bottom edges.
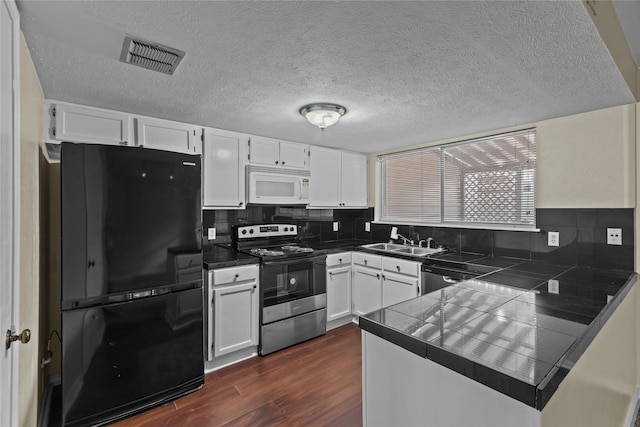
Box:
352, 266, 382, 316
382, 272, 419, 307
279, 140, 308, 169
248, 136, 279, 166
1, 0, 19, 425
136, 116, 201, 154
327, 265, 352, 321
202, 128, 247, 208
213, 281, 259, 357
340, 151, 368, 207
309, 146, 341, 207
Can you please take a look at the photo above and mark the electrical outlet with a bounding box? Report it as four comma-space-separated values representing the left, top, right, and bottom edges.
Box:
333, 222, 339, 232
607, 228, 622, 245
365, 222, 371, 232
548, 279, 560, 294
548, 231, 559, 247
207, 227, 216, 240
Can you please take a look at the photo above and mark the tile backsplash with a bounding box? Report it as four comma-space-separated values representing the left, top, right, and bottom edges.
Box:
203, 207, 634, 271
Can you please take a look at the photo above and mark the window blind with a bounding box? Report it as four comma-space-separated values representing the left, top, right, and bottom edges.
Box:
379, 128, 537, 228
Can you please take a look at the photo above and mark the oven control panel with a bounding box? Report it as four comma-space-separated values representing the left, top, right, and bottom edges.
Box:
236, 224, 298, 239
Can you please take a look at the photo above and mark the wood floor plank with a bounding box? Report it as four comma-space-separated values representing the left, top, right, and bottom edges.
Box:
112, 323, 363, 427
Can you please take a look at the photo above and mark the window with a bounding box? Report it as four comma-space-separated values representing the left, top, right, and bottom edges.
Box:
379, 129, 536, 229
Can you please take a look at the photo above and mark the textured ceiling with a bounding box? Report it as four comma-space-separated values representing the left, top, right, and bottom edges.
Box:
17, 1, 636, 154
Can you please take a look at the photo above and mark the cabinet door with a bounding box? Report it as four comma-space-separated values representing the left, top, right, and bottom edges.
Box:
279, 140, 309, 169
327, 265, 352, 321
136, 117, 201, 154
382, 271, 419, 307
213, 281, 259, 358
53, 103, 132, 146
353, 266, 382, 316
341, 151, 368, 207
202, 128, 247, 208
309, 146, 341, 207
249, 136, 280, 166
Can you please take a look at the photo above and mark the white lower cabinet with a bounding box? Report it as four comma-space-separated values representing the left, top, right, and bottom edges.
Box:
382, 271, 420, 307
326, 252, 353, 322
352, 252, 421, 316
352, 253, 383, 316
207, 264, 259, 360
381, 256, 421, 307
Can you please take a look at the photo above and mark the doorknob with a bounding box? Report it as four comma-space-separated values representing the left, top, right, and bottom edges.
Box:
6, 329, 31, 350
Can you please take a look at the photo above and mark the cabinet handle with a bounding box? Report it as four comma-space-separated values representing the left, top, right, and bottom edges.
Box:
339, 258, 342, 263
275, 160, 279, 165
382, 274, 386, 280
253, 285, 257, 289
364, 260, 368, 265
282, 161, 285, 165
396, 265, 401, 272
238, 202, 243, 207
120, 141, 128, 146
234, 274, 239, 279
376, 274, 380, 279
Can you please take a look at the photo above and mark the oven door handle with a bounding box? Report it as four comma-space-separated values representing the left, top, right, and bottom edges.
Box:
261, 254, 326, 267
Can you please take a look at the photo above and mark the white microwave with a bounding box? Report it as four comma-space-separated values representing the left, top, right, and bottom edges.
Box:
247, 165, 310, 205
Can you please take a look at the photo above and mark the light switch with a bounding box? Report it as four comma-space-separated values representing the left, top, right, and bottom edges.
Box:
548, 279, 559, 294
333, 222, 339, 232
365, 222, 371, 232
208, 227, 216, 240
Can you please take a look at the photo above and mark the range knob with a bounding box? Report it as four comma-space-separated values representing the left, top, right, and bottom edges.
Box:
241, 229, 247, 235
249, 229, 254, 234
284, 227, 289, 232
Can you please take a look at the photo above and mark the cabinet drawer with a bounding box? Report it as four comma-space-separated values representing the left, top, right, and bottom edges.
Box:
382, 257, 419, 277
326, 252, 352, 267
212, 264, 259, 285
353, 252, 382, 269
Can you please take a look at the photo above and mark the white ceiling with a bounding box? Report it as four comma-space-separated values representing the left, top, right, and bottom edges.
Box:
17, 1, 637, 154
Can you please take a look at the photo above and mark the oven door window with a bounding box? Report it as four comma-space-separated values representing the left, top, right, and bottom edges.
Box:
262, 260, 315, 307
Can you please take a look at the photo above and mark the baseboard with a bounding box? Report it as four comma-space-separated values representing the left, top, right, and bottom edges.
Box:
204, 346, 258, 374
624, 386, 640, 427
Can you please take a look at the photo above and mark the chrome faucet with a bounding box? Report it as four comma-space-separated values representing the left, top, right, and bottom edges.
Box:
426, 237, 434, 249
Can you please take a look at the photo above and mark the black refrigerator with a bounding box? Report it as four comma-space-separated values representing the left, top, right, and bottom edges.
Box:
60, 142, 204, 427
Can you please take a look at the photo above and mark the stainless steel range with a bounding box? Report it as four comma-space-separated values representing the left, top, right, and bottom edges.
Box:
233, 224, 327, 356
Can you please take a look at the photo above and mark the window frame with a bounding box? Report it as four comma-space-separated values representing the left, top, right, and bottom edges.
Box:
377, 128, 538, 231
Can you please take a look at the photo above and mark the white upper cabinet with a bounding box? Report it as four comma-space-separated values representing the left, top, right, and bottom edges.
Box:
340, 151, 368, 207
248, 136, 309, 169
309, 146, 368, 208
202, 127, 247, 209
49, 101, 133, 146
309, 146, 341, 206
136, 116, 202, 155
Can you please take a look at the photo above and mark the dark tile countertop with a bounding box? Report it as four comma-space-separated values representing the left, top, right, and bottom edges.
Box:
359, 258, 636, 411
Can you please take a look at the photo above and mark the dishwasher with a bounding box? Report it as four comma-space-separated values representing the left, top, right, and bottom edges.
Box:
420, 262, 482, 295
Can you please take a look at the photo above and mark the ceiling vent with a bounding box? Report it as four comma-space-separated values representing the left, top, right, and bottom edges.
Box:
119, 36, 185, 75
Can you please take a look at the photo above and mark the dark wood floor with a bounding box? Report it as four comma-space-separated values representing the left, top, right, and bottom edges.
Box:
112, 323, 363, 427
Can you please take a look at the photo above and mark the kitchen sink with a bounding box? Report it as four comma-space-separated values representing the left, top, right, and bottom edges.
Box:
361, 242, 445, 258
361, 243, 406, 251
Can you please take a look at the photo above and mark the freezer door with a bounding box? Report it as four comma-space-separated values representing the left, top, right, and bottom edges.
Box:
61, 289, 204, 427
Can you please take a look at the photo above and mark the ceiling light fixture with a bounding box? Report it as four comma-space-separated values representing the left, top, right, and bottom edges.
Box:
299, 103, 346, 131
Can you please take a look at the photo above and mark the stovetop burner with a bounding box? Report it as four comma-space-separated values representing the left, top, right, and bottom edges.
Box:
233, 224, 316, 260
250, 248, 286, 257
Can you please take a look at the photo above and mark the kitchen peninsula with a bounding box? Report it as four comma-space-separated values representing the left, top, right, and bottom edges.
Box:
359, 257, 637, 427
